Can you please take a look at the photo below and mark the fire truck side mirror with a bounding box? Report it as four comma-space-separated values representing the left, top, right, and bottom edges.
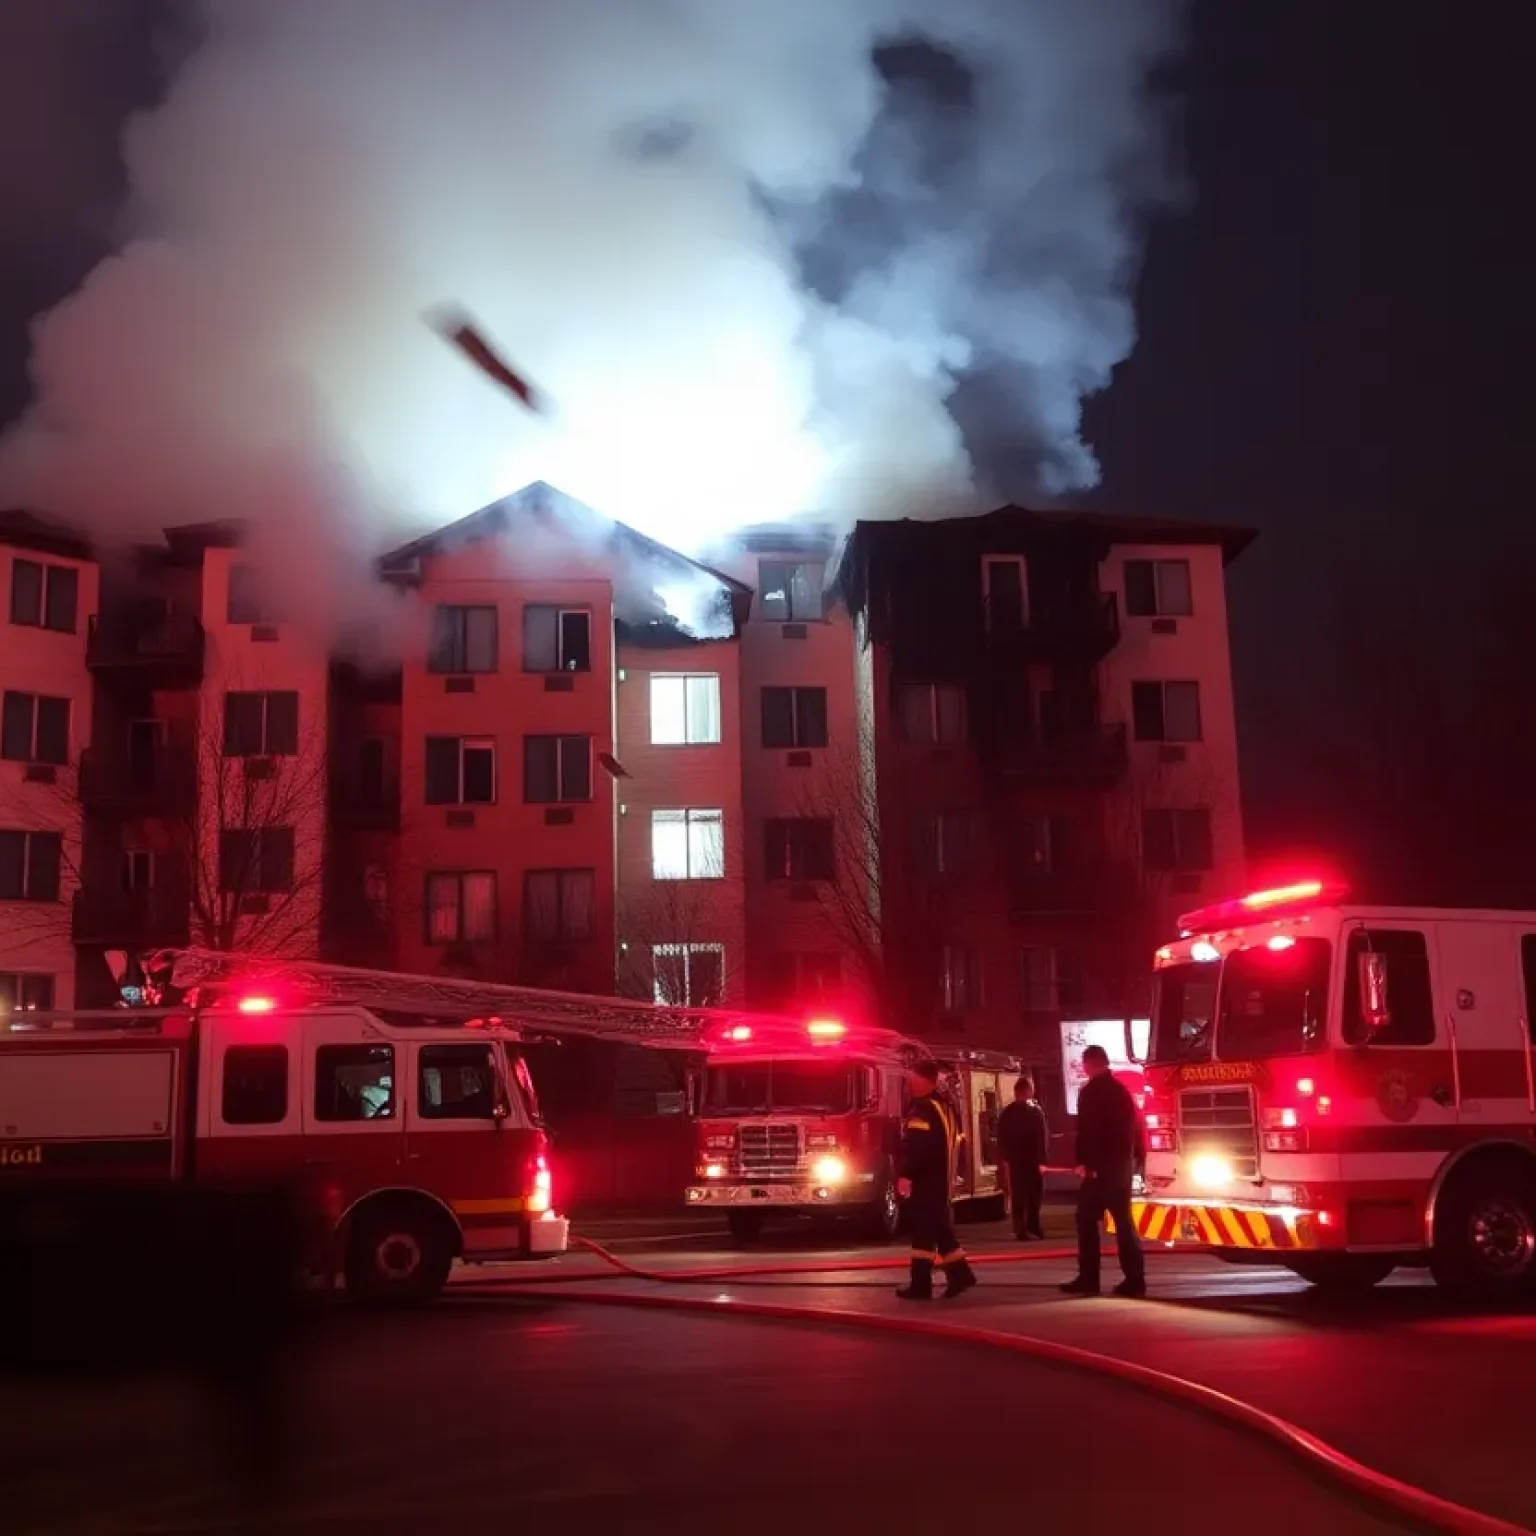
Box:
684, 1070, 701, 1118
1123, 1018, 1145, 1065
1358, 950, 1392, 1032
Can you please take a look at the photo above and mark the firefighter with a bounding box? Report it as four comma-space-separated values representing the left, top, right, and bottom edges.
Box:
895, 1059, 978, 1301
997, 1075, 1048, 1241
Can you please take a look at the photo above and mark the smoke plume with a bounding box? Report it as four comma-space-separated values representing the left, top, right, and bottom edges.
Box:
0, 0, 1185, 570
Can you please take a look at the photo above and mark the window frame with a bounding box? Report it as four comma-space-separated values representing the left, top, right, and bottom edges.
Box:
523, 734, 593, 804
763, 817, 836, 882
522, 604, 593, 674
982, 554, 1028, 630
1130, 679, 1203, 744
652, 942, 727, 1007
758, 559, 825, 623
217, 827, 297, 894
428, 604, 500, 675
897, 682, 966, 745
649, 673, 723, 746
0, 829, 64, 902
1141, 808, 1214, 872
313, 1044, 396, 1123
9, 558, 79, 634
760, 685, 829, 749
424, 735, 497, 806
220, 1044, 290, 1126
226, 563, 274, 625
1124, 558, 1194, 619
423, 870, 498, 945
0, 971, 55, 1012
0, 690, 71, 765
522, 867, 598, 944
222, 690, 300, 757
650, 807, 726, 881
417, 1042, 501, 1122
941, 944, 983, 1013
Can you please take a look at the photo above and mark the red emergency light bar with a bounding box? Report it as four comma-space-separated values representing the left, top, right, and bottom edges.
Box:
1177, 879, 1348, 937
236, 995, 277, 1015
806, 1019, 847, 1040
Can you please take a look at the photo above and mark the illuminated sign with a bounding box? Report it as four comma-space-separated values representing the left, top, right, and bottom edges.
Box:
1060, 1020, 1150, 1116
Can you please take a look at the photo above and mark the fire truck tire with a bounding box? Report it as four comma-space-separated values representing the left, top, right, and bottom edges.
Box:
344, 1203, 455, 1306
1285, 1255, 1396, 1292
1429, 1158, 1536, 1305
726, 1211, 767, 1244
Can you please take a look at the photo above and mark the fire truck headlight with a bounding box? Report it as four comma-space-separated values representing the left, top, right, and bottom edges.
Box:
1189, 1153, 1233, 1191
704, 1163, 726, 1180
811, 1155, 848, 1186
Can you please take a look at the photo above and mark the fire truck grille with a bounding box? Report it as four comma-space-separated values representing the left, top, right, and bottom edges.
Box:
738, 1123, 801, 1179
1178, 1086, 1259, 1180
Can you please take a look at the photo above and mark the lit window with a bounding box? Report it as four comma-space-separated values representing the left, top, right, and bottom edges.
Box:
654, 944, 726, 1007
425, 871, 497, 944
650, 674, 722, 745
758, 560, 824, 622
652, 809, 725, 880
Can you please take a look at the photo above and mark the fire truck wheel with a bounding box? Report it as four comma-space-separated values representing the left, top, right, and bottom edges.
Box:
1430, 1160, 1536, 1305
345, 1204, 455, 1306
1285, 1255, 1396, 1292
726, 1211, 767, 1244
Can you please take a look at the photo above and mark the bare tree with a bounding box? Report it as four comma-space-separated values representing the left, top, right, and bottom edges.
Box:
617, 876, 744, 1006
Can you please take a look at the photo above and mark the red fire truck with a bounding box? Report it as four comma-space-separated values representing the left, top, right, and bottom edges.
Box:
1126, 880, 1536, 1303
0, 949, 725, 1304
685, 1015, 1022, 1242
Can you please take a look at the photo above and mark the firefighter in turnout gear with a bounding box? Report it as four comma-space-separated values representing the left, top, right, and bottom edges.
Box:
896, 1059, 978, 1301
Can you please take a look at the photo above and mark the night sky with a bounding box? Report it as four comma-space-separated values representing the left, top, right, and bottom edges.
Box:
2, 1, 1532, 904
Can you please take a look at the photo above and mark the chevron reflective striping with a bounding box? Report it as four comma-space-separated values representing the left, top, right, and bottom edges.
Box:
1122, 1201, 1319, 1251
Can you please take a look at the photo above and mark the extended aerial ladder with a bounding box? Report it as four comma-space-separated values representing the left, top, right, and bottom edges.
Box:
129, 948, 805, 1054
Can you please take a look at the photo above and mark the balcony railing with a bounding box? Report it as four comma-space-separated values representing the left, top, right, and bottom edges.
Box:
77, 745, 197, 814
996, 723, 1129, 789
984, 591, 1119, 661
72, 879, 192, 948
86, 611, 205, 679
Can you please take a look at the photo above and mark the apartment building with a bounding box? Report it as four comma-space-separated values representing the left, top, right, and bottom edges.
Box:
830, 507, 1253, 1096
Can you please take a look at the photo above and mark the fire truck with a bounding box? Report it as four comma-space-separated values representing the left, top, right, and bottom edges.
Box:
1126, 880, 1536, 1303
684, 1015, 1022, 1242
0, 949, 740, 1304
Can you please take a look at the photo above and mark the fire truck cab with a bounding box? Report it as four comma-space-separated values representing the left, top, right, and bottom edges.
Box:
1130, 880, 1536, 1303
685, 1017, 1021, 1243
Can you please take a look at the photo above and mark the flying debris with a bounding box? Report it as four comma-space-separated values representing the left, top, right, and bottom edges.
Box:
430, 307, 548, 414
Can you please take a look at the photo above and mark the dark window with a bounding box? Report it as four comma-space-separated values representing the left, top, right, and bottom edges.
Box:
226, 563, 272, 624
221, 1045, 289, 1125
418, 1043, 499, 1120
218, 828, 296, 893
1124, 558, 1193, 618
523, 605, 592, 672
941, 945, 983, 1012
0, 972, 54, 1012
425, 736, 496, 805
759, 560, 824, 621
123, 849, 156, 891
314, 1045, 395, 1122
1021, 947, 1056, 1011
9, 559, 78, 633
983, 556, 1027, 630
761, 686, 829, 748
0, 692, 70, 764
763, 817, 836, 881
425, 871, 496, 943
1130, 680, 1202, 743
523, 868, 596, 942
524, 735, 592, 803
897, 683, 966, 744
912, 810, 973, 876
1342, 929, 1436, 1047
358, 736, 387, 800
222, 691, 299, 755
1142, 809, 1213, 872
428, 605, 498, 674
0, 830, 62, 901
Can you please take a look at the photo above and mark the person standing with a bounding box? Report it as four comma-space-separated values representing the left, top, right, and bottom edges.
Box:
996, 1076, 1048, 1240
1061, 1045, 1146, 1298
895, 1059, 978, 1302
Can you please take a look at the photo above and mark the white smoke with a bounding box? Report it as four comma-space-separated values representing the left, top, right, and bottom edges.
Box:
0, 0, 1184, 566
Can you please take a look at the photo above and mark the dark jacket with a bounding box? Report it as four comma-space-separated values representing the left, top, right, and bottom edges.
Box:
1074, 1073, 1144, 1181
997, 1099, 1049, 1167
901, 1093, 957, 1191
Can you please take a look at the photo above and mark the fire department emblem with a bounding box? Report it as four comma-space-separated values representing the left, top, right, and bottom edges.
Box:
1376, 1068, 1417, 1123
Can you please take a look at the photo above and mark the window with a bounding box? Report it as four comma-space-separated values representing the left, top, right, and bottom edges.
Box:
217, 828, 296, 893
0, 692, 70, 765
1124, 558, 1193, 618
314, 1044, 395, 1121
779, 951, 842, 1000
9, 558, 78, 633
1131, 681, 1203, 743
0, 972, 54, 1012
1343, 929, 1436, 1048
524, 734, 592, 803
897, 683, 966, 745
759, 560, 824, 621
428, 604, 498, 674
357, 736, 387, 801
761, 686, 828, 749
941, 945, 983, 1012
1017, 814, 1070, 872
913, 810, 973, 876
523, 868, 596, 943
0, 830, 62, 901
650, 674, 722, 745
222, 691, 299, 756
983, 555, 1027, 630
418, 1043, 499, 1120
425, 736, 496, 805
425, 871, 496, 944
221, 1045, 289, 1125
1142, 808, 1214, 872
652, 809, 725, 880
764, 818, 835, 881
654, 944, 726, 1007
523, 605, 592, 673
226, 563, 274, 624
1021, 946, 1087, 1012
123, 849, 156, 891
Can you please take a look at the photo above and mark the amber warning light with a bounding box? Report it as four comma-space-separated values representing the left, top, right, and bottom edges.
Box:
236, 995, 277, 1015
806, 1019, 847, 1040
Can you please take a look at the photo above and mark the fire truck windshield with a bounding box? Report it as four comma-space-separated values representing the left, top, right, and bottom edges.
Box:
1150, 938, 1333, 1064
703, 1061, 858, 1116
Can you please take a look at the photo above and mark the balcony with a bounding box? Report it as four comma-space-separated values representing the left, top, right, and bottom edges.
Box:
72, 878, 191, 948
983, 591, 1119, 663
77, 745, 196, 815
86, 610, 205, 684
997, 724, 1129, 790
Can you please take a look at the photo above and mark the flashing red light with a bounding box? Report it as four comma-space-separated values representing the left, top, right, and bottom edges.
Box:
725, 1025, 753, 1043
1296, 1077, 1316, 1097
1178, 879, 1347, 937
806, 1019, 846, 1040
236, 995, 276, 1015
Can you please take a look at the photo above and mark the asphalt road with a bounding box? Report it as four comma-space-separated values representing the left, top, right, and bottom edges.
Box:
4, 1298, 1413, 1536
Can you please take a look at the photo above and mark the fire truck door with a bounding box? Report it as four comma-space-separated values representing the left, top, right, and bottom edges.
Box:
403, 1039, 505, 1206
970, 1073, 1003, 1199
298, 1016, 408, 1211
1437, 920, 1528, 1129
